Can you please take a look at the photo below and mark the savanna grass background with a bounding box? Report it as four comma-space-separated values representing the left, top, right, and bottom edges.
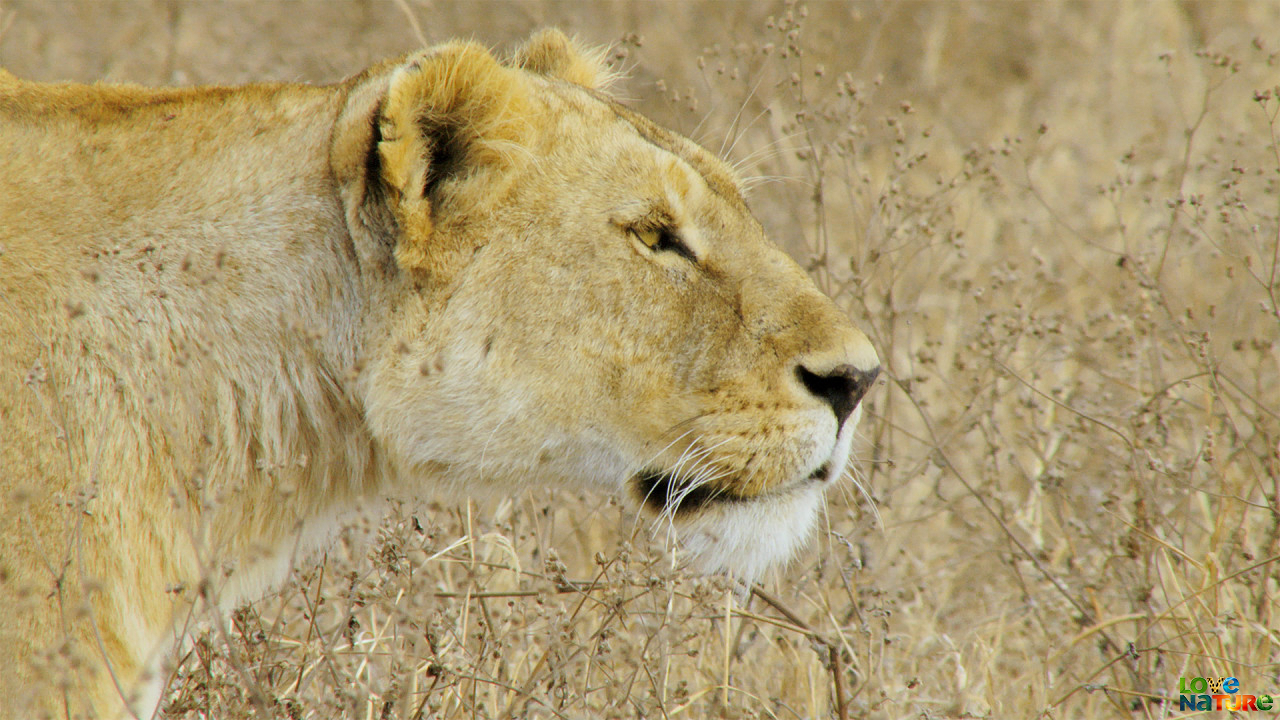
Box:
4, 2, 1279, 718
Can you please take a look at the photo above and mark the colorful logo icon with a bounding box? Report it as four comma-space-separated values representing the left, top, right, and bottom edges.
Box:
1179, 677, 1275, 712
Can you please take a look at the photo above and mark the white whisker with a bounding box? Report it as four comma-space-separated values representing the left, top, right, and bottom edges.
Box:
841, 463, 882, 532
623, 428, 697, 483
740, 175, 813, 193
728, 129, 807, 175
477, 411, 512, 477
718, 71, 768, 159
722, 102, 778, 164
628, 431, 706, 538
647, 438, 736, 532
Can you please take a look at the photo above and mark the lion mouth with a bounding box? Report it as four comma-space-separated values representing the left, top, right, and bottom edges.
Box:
636, 462, 831, 516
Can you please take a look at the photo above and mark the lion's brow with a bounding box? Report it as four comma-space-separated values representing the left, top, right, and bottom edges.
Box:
599, 96, 747, 208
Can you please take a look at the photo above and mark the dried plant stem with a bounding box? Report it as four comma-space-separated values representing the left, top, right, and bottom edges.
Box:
751, 586, 849, 720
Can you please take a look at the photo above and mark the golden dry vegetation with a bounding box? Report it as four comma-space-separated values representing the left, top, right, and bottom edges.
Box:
3, 2, 1278, 718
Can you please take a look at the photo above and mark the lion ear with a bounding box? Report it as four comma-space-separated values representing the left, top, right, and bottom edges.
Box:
509, 29, 615, 91
332, 41, 532, 275
379, 42, 534, 272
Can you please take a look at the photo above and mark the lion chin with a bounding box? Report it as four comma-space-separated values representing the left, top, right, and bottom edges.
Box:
0, 27, 878, 720
674, 485, 828, 582
634, 401, 870, 583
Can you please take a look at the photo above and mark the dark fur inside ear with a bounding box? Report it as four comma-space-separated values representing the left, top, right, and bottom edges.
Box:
330, 69, 401, 264
359, 105, 400, 249
421, 125, 462, 199
364, 104, 384, 195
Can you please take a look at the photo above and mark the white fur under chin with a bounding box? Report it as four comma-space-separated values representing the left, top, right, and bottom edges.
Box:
672, 407, 863, 583
674, 484, 824, 584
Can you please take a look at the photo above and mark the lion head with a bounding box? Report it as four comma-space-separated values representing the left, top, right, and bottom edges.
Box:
335, 30, 880, 580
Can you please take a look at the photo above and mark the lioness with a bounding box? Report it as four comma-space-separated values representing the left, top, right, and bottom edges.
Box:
0, 30, 879, 718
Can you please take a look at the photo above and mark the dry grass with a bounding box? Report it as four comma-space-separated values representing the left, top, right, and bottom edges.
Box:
4, 2, 1278, 718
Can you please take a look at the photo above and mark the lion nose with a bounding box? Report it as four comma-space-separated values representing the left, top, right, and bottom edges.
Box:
796, 363, 880, 430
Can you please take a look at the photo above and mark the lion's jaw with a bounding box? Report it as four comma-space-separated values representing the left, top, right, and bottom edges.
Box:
632, 394, 865, 579
370, 378, 861, 584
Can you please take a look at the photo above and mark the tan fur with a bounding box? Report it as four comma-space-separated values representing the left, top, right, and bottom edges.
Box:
0, 30, 878, 719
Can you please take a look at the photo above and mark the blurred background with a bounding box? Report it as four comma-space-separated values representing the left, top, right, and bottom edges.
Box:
4, 2, 1278, 718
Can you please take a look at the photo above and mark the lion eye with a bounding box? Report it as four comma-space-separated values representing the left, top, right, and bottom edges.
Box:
632, 227, 697, 262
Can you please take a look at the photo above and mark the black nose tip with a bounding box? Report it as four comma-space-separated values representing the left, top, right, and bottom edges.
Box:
796, 363, 880, 429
